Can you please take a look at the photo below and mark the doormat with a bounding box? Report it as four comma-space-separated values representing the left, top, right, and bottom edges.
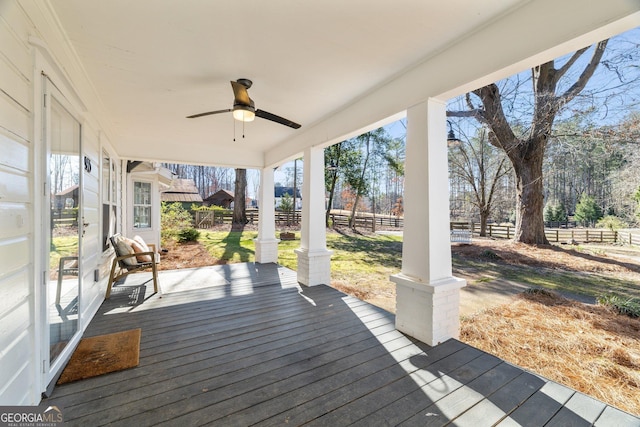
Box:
57, 328, 141, 384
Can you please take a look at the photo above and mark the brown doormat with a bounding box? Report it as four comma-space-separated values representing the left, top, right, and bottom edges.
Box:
57, 328, 141, 384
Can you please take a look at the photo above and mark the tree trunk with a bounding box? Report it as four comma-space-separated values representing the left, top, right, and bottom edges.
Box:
232, 168, 247, 228
325, 169, 338, 227
479, 210, 488, 237
325, 143, 341, 227
349, 135, 371, 229
512, 143, 549, 244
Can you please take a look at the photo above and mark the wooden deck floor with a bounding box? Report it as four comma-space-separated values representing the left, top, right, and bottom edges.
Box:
46, 263, 640, 426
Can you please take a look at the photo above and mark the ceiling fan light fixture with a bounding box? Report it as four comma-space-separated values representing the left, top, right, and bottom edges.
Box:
232, 106, 255, 122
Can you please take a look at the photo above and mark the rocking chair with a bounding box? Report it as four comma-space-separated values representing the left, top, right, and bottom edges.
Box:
107, 234, 159, 298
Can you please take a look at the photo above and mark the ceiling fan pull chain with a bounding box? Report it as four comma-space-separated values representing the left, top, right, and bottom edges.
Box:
233, 117, 236, 142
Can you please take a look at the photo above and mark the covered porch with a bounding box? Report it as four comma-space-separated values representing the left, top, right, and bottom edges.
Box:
45, 264, 638, 426
2, 0, 640, 407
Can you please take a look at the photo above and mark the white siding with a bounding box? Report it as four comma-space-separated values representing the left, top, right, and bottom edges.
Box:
0, 1, 35, 405
0, 2, 121, 404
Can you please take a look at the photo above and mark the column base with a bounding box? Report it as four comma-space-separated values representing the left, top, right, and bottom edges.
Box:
391, 273, 466, 346
254, 238, 280, 264
295, 248, 332, 286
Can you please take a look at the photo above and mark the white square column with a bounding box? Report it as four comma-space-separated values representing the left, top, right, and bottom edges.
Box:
391, 98, 466, 346
254, 167, 279, 263
296, 146, 332, 286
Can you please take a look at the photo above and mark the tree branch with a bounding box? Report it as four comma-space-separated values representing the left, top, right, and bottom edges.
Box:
447, 109, 485, 120
473, 84, 519, 155
555, 46, 590, 82
559, 39, 608, 105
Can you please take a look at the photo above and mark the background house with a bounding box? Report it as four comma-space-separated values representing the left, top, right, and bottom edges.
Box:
54, 185, 79, 209
160, 178, 203, 210
127, 162, 174, 250
275, 186, 302, 210
203, 189, 234, 209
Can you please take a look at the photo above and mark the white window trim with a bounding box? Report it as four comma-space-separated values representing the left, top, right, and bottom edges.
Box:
133, 180, 153, 229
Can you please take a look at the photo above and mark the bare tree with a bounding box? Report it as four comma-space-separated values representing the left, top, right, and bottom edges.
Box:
449, 40, 608, 244
448, 127, 512, 236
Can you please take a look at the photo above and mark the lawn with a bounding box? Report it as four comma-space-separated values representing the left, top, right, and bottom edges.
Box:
199, 228, 640, 305
50, 235, 79, 270
199, 228, 403, 311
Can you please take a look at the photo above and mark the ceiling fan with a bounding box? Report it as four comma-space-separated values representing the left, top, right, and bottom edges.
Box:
186, 79, 301, 129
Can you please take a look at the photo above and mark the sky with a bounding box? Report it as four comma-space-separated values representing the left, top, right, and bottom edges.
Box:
248, 26, 640, 199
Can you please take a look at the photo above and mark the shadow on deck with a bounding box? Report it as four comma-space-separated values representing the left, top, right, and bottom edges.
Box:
45, 263, 640, 426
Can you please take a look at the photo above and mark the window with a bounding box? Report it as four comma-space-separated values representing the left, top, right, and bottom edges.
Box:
102, 150, 117, 251
133, 181, 152, 228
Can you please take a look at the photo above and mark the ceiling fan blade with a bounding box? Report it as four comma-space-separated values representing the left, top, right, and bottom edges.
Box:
186, 109, 231, 119
255, 109, 301, 129
231, 81, 252, 106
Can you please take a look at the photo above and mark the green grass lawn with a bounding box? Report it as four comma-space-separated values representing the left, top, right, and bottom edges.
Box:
199, 229, 640, 303
50, 235, 78, 270
199, 229, 402, 309
199, 229, 402, 278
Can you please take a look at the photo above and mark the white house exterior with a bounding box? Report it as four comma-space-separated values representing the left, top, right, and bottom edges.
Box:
126, 162, 173, 250
0, 0, 638, 405
274, 186, 302, 211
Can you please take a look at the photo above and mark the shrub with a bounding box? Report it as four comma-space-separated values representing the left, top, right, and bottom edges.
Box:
544, 201, 568, 222
279, 193, 294, 212
596, 215, 628, 232
574, 193, 603, 227
161, 202, 194, 243
177, 227, 200, 242
597, 293, 640, 318
191, 204, 229, 212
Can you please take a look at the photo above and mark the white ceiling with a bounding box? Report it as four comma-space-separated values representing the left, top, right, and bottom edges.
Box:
47, 0, 640, 169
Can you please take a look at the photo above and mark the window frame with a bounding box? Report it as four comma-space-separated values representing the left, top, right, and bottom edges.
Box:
101, 149, 118, 252
133, 180, 153, 229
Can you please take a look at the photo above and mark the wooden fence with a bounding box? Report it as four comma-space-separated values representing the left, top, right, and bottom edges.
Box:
617, 230, 640, 246
450, 221, 624, 244
193, 213, 637, 245
195, 210, 301, 228
52, 209, 78, 227
194, 210, 404, 230
329, 213, 403, 229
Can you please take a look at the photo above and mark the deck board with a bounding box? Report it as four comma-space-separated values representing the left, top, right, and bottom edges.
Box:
45, 263, 640, 426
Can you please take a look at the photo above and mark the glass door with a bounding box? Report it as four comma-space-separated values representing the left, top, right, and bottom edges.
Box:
45, 82, 82, 373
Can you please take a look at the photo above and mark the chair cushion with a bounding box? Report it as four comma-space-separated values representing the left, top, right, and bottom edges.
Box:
131, 235, 153, 263
114, 236, 138, 266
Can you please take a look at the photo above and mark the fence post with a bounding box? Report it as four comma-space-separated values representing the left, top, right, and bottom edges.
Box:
586, 230, 589, 242
507, 226, 510, 239
555, 230, 559, 242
